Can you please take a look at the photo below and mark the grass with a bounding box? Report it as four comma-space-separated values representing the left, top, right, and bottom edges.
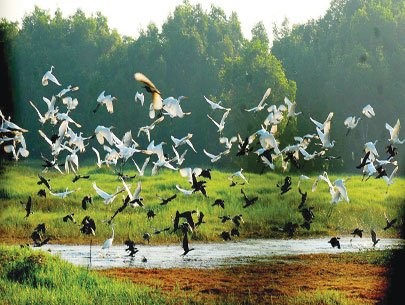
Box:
0, 160, 404, 246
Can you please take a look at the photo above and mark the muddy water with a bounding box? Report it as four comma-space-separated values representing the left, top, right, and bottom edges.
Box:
36, 237, 404, 269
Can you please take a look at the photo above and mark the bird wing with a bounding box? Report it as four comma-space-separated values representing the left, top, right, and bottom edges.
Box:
134, 72, 160, 94
133, 181, 142, 199
207, 114, 220, 128
175, 184, 193, 195
203, 149, 216, 159
38, 130, 53, 146
120, 177, 133, 200
92, 182, 110, 199
105, 99, 114, 113
310, 117, 324, 130
258, 88, 271, 107
371, 229, 377, 243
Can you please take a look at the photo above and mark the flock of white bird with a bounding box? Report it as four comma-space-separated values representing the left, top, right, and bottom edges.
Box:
0, 64, 403, 253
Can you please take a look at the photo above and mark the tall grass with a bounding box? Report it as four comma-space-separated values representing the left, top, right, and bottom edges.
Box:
0, 161, 404, 245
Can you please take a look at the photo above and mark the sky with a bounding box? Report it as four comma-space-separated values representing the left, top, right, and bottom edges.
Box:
0, 0, 332, 40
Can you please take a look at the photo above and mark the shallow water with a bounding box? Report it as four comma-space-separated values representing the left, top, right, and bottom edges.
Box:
35, 237, 404, 269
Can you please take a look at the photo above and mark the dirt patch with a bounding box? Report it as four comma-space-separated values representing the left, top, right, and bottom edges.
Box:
96, 253, 390, 304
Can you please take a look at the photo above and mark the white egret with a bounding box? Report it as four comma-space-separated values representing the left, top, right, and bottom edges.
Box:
102, 226, 115, 250
171, 133, 196, 153
137, 116, 164, 142
56, 85, 79, 98
92, 182, 124, 205
171, 146, 187, 166
120, 179, 144, 207
207, 109, 230, 134
134, 72, 162, 112
284, 97, 302, 119
344, 116, 361, 135
175, 184, 194, 196
203, 148, 224, 163
385, 119, 404, 144
49, 187, 78, 198
132, 157, 150, 176
134, 91, 145, 106
203, 95, 230, 111
61, 96, 79, 111
219, 136, 237, 150
362, 104, 375, 118
42, 66, 62, 86
245, 88, 271, 112
310, 112, 334, 130
94, 91, 117, 113
162, 96, 190, 118
228, 168, 248, 184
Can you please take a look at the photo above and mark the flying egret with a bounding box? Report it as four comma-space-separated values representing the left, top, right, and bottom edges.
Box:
92, 182, 124, 205
284, 97, 302, 119
42, 65, 61, 86
245, 88, 271, 112
385, 119, 404, 144
175, 184, 194, 196
134, 91, 145, 106
171, 133, 196, 153
362, 104, 375, 118
132, 157, 150, 176
228, 168, 248, 184
344, 116, 361, 135
56, 84, 79, 98
207, 109, 230, 134
171, 146, 187, 166
134, 72, 162, 114
203, 95, 230, 111
162, 96, 190, 118
120, 178, 144, 207
203, 148, 224, 163
94, 91, 117, 114
310, 112, 334, 130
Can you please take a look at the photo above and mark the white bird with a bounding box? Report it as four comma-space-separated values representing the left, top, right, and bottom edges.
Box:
228, 168, 248, 184
141, 140, 166, 161
56, 85, 79, 98
61, 96, 79, 111
284, 97, 302, 119
38, 121, 68, 157
56, 112, 82, 128
64, 128, 90, 152
316, 125, 335, 149
362, 162, 377, 180
264, 104, 286, 127
207, 109, 230, 134
298, 147, 320, 160
132, 157, 150, 176
385, 119, 404, 144
344, 116, 361, 135
382, 166, 398, 188
171, 133, 196, 153
41, 96, 59, 125
364, 141, 379, 160
171, 146, 187, 166
102, 226, 115, 250
297, 174, 310, 187
42, 65, 61, 86
245, 88, 271, 112
151, 159, 178, 175
203, 149, 224, 163
179, 167, 202, 184
120, 178, 143, 207
256, 128, 280, 154
94, 126, 115, 146
49, 187, 78, 198
310, 112, 334, 131
92, 147, 105, 168
134, 91, 145, 106
219, 136, 237, 151
94, 91, 117, 113
162, 96, 190, 118
61, 144, 80, 174
362, 104, 375, 118
137, 116, 164, 142
29, 100, 47, 124
203, 95, 230, 111
175, 184, 194, 195
92, 182, 124, 205
261, 155, 275, 170
0, 111, 28, 133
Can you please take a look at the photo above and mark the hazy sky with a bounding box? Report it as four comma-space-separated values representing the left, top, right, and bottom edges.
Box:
0, 0, 332, 39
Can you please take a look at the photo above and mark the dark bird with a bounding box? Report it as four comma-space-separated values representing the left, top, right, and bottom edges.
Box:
356, 151, 371, 169
33, 237, 51, 247
21, 196, 33, 218
108, 196, 131, 224
181, 230, 195, 256
81, 195, 93, 210
298, 188, 308, 209
143, 232, 151, 244
134, 72, 162, 112
236, 135, 252, 156
191, 173, 207, 197
195, 211, 205, 227
173, 211, 180, 232
212, 198, 225, 209
219, 215, 231, 223
199, 168, 212, 179
351, 228, 363, 238
37, 174, 51, 190
383, 212, 397, 230
230, 228, 240, 237
284, 151, 300, 169
301, 221, 311, 230
72, 174, 90, 183
220, 231, 231, 241
328, 237, 341, 249
371, 229, 380, 246
154, 227, 171, 235
147, 210, 156, 219
277, 176, 292, 195
283, 222, 299, 237
229, 180, 244, 187
385, 144, 398, 160
241, 188, 258, 208
37, 189, 46, 197
40, 154, 64, 173
35, 223, 46, 235
124, 239, 139, 257
232, 214, 244, 227
178, 210, 197, 230
80, 216, 96, 235
63, 213, 76, 223
157, 194, 177, 205
300, 207, 315, 223
375, 165, 387, 179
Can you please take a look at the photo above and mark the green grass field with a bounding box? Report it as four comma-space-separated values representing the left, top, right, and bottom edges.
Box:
0, 161, 403, 246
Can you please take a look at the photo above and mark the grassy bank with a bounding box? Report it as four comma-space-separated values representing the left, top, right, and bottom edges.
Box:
1, 245, 401, 305
0, 161, 403, 245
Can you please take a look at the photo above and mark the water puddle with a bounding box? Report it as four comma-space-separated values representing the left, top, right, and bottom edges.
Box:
35, 237, 404, 269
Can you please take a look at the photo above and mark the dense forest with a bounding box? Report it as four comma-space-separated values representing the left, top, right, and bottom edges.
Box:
0, 0, 404, 172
